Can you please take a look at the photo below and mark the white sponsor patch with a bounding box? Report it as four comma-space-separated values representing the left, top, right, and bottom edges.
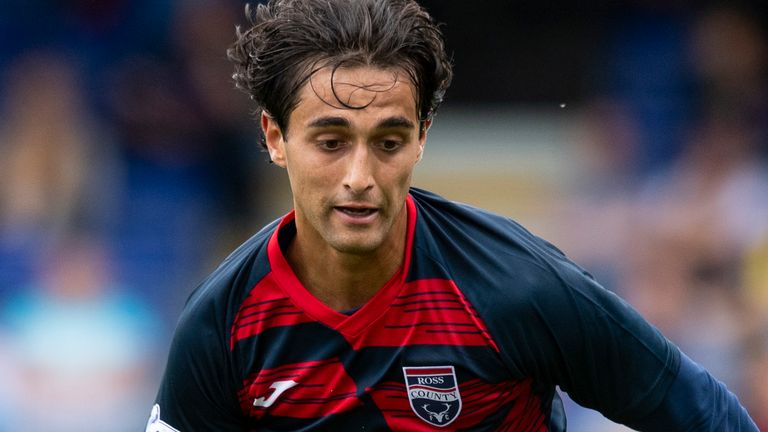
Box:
146, 404, 181, 432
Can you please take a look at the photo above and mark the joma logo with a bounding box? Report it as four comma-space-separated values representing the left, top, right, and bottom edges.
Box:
253, 380, 298, 408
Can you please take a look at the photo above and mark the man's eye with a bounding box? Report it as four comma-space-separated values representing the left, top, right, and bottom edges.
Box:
319, 140, 342, 150
380, 140, 402, 152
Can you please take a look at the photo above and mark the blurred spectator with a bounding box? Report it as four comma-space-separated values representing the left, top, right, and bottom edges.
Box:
0, 4, 264, 427
559, 4, 768, 428
0, 331, 17, 430
102, 1, 265, 325
171, 0, 266, 239
0, 234, 160, 431
556, 97, 641, 291
105, 53, 224, 327
743, 330, 768, 431
598, 4, 695, 178
689, 4, 767, 135
623, 3, 768, 396
745, 234, 768, 326
743, 233, 768, 430
0, 51, 119, 295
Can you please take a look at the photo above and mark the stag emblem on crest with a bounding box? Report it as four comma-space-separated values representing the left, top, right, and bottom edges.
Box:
423, 403, 452, 423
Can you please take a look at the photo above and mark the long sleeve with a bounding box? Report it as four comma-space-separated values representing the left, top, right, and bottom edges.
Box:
625, 351, 757, 431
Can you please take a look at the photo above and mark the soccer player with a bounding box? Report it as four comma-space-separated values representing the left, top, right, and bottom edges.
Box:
148, 0, 758, 430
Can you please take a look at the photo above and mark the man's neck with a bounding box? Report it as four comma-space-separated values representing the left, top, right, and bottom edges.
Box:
286, 215, 407, 312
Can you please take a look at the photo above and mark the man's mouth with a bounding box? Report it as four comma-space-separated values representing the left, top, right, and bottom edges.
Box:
335, 206, 378, 217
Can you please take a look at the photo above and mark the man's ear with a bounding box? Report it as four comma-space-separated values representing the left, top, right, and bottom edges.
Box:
417, 119, 431, 163
261, 112, 287, 167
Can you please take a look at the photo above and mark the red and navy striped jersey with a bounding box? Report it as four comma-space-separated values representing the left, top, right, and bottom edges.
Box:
152, 188, 757, 431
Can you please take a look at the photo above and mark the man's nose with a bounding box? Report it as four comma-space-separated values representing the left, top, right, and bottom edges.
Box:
343, 144, 375, 194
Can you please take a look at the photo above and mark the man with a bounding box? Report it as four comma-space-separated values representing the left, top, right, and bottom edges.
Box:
148, 0, 758, 430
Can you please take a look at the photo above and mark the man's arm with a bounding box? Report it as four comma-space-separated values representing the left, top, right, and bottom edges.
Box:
625, 352, 756, 431
531, 265, 758, 431
469, 243, 758, 431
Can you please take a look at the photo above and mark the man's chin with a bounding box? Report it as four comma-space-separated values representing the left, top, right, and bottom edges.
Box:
327, 235, 384, 256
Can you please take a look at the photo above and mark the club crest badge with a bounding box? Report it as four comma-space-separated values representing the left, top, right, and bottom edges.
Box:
402, 366, 462, 427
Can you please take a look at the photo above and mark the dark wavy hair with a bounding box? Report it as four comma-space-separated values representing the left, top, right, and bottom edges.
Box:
227, 0, 453, 148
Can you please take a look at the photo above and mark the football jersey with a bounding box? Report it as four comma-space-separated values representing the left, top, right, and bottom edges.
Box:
150, 188, 757, 431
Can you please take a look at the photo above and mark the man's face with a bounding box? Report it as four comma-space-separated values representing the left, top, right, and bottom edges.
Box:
263, 66, 427, 255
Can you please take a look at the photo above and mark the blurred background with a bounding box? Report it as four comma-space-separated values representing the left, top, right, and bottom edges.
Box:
0, 0, 766, 430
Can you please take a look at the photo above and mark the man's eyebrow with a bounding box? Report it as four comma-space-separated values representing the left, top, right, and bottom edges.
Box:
376, 116, 416, 130
306, 116, 416, 130
307, 116, 350, 129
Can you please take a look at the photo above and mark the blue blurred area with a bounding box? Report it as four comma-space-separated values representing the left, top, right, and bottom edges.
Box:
0, 0, 264, 313
0, 1, 267, 429
0, 1, 766, 430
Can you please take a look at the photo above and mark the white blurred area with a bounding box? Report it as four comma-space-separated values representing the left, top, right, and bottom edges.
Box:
0, 237, 158, 431
0, 1, 766, 430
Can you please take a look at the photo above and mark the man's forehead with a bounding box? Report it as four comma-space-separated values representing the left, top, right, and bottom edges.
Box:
310, 65, 411, 89
298, 65, 418, 113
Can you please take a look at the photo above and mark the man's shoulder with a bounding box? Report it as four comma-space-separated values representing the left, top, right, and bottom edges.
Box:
178, 218, 281, 330
409, 187, 595, 308
409, 187, 569, 270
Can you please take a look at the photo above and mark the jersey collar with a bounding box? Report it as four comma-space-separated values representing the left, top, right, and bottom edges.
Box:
267, 194, 417, 336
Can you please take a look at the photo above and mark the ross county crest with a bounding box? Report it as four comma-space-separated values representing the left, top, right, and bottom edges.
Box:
402, 366, 462, 427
